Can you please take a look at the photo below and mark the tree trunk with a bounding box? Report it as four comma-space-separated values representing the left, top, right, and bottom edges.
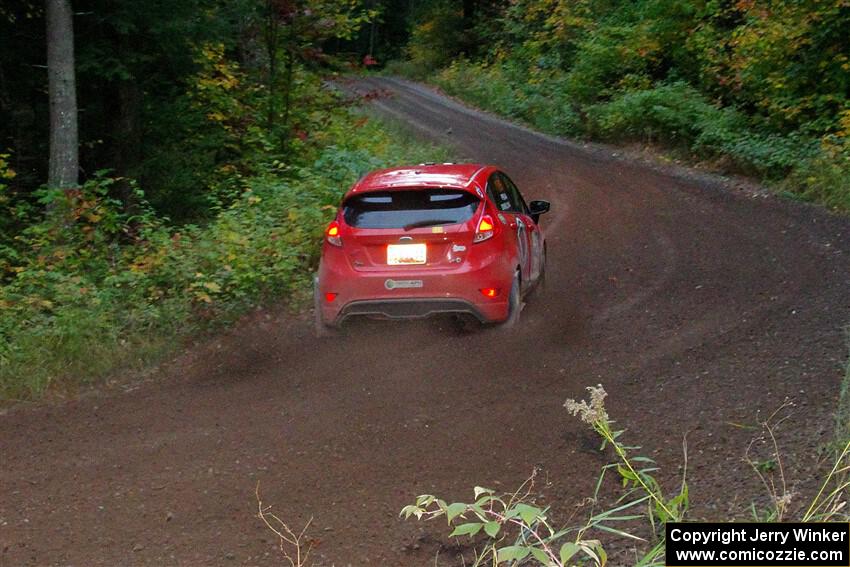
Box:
368, 0, 376, 57
281, 43, 294, 132
462, 0, 476, 26
114, 78, 141, 206
46, 0, 78, 189
265, 0, 279, 129
461, 0, 476, 55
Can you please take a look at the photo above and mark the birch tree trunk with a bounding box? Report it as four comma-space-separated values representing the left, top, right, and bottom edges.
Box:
46, 0, 78, 189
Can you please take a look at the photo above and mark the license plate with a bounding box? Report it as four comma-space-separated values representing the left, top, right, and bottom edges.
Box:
387, 243, 427, 265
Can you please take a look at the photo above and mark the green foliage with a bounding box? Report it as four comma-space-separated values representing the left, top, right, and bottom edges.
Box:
689, 0, 850, 134
403, 385, 688, 566
588, 82, 723, 146
139, 39, 370, 219
0, 153, 15, 188
786, 137, 850, 212
1, 0, 382, 223
0, 0, 451, 400
401, 484, 608, 566
404, 0, 465, 73
587, 82, 823, 177
0, 152, 31, 275
139, 41, 276, 219
434, 60, 581, 136
274, 0, 379, 52
426, 61, 849, 210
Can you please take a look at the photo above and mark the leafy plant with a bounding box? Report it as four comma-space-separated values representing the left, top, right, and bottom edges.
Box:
402, 385, 689, 566
402, 477, 608, 567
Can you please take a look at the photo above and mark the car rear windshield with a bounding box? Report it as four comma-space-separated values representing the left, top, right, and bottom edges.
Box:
343, 189, 479, 229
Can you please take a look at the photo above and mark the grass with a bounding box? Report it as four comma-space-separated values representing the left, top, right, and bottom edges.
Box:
834, 333, 850, 453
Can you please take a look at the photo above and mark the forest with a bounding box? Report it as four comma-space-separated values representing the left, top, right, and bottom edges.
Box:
1, 0, 848, 398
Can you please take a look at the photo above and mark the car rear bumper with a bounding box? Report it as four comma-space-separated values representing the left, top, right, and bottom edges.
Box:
316, 250, 513, 325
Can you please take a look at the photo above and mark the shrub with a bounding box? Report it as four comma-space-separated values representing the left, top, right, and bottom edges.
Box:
406, 51, 849, 212
433, 60, 581, 137
787, 136, 850, 212
587, 82, 823, 178
587, 82, 724, 147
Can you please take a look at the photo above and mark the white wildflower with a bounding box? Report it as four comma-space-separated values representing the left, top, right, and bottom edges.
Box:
774, 491, 794, 513
564, 384, 608, 425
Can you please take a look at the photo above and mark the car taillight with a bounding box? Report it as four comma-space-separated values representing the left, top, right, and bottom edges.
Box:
473, 214, 495, 243
479, 287, 500, 298
325, 292, 338, 302
325, 220, 342, 246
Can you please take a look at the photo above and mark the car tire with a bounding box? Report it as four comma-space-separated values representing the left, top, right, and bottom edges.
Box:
530, 247, 547, 299
313, 277, 337, 338
500, 271, 522, 328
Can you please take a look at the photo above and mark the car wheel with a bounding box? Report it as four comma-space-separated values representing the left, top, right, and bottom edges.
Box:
313, 278, 337, 338
500, 271, 522, 328
530, 247, 547, 299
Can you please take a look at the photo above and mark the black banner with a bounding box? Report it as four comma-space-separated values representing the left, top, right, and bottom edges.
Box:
666, 523, 849, 566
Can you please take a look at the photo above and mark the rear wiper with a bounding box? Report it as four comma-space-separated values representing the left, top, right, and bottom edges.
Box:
403, 219, 456, 231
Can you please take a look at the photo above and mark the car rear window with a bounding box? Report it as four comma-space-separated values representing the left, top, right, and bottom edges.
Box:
343, 189, 479, 229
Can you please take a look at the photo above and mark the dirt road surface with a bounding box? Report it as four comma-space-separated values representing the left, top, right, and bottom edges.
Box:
2, 77, 849, 566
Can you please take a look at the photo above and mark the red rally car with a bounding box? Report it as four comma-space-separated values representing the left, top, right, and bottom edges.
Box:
314, 163, 550, 335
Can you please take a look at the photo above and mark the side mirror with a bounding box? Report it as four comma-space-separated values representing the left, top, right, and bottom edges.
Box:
528, 200, 550, 223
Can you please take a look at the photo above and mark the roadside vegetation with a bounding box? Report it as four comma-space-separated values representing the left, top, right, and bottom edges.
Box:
385, 0, 850, 212
0, 1, 447, 399
260, 378, 850, 565
402, 335, 850, 565
396, 343, 850, 565
398, 384, 850, 566
2, 2, 845, 565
